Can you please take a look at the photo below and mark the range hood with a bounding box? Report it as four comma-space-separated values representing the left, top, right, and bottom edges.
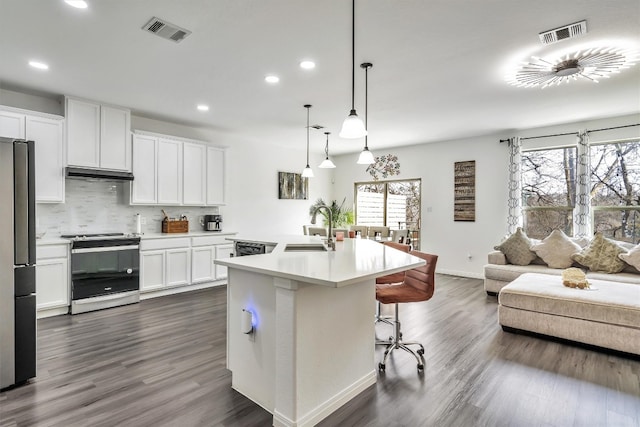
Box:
65, 167, 134, 181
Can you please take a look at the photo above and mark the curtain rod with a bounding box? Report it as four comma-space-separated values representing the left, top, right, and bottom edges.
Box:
500, 123, 639, 143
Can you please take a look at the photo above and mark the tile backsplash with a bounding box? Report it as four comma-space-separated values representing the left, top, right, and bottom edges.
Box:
37, 179, 219, 237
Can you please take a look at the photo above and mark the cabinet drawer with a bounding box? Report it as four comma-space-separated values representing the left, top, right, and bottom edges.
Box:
36, 244, 69, 260
191, 235, 229, 246
141, 238, 190, 251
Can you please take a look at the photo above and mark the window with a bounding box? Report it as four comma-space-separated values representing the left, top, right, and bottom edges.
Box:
590, 141, 640, 243
354, 179, 421, 248
521, 139, 639, 243
521, 147, 576, 239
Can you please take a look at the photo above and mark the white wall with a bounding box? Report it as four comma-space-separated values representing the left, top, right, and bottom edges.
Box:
331, 113, 640, 279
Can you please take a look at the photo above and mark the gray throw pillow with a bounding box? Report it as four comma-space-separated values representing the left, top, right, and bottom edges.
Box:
571, 233, 627, 273
494, 228, 537, 266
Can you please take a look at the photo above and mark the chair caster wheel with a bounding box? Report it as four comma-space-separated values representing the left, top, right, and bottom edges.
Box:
378, 363, 386, 371
417, 348, 424, 355
417, 364, 424, 371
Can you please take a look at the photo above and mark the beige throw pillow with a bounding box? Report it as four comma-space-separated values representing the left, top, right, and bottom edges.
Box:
571, 233, 627, 273
531, 229, 582, 268
619, 244, 640, 271
494, 228, 537, 266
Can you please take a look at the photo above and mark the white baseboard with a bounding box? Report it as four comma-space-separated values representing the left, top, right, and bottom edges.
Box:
273, 370, 376, 427
437, 269, 484, 279
140, 280, 226, 300
37, 306, 69, 319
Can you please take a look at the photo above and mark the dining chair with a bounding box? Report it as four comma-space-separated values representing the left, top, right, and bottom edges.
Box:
375, 251, 438, 372
349, 225, 368, 238
391, 229, 409, 243
307, 226, 327, 236
368, 226, 390, 239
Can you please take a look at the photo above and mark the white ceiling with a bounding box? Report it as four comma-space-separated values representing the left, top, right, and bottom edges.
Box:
1, 0, 639, 154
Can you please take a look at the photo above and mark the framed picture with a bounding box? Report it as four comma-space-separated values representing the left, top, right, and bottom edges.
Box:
454, 160, 475, 221
278, 172, 309, 200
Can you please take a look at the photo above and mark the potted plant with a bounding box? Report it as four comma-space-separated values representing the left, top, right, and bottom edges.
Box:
309, 198, 354, 228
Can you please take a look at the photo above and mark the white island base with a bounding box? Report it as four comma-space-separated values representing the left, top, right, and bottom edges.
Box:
228, 268, 376, 427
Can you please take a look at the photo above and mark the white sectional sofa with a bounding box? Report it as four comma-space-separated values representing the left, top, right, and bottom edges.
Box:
484, 249, 640, 295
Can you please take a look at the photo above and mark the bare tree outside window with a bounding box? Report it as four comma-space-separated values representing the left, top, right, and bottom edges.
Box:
521, 139, 639, 243
591, 141, 640, 243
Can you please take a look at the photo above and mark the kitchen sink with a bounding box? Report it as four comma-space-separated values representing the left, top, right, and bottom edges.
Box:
284, 243, 328, 252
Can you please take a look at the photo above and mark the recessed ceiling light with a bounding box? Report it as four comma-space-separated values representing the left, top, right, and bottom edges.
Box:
300, 61, 316, 70
265, 75, 280, 84
64, 0, 88, 8
197, 104, 209, 112
28, 61, 49, 70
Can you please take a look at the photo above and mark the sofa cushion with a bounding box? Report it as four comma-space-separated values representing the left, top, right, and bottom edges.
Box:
530, 229, 582, 268
494, 228, 537, 266
571, 233, 627, 273
484, 263, 564, 283
619, 244, 640, 271
586, 271, 640, 285
499, 273, 640, 329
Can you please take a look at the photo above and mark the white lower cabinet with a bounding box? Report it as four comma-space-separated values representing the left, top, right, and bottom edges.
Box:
192, 246, 215, 284
35, 243, 69, 314
166, 248, 190, 287
141, 236, 239, 295
215, 244, 234, 279
140, 250, 165, 292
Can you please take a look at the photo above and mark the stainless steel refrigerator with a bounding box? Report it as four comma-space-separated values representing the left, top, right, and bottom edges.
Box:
0, 137, 36, 390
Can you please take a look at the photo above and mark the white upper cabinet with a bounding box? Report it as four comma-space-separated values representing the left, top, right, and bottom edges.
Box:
130, 130, 226, 206
65, 97, 131, 171
100, 105, 131, 171
157, 138, 183, 205
131, 134, 157, 204
0, 106, 65, 203
183, 142, 206, 206
26, 116, 65, 203
0, 110, 26, 139
207, 147, 226, 205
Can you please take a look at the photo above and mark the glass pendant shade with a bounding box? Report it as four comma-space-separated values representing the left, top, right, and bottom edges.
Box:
302, 165, 314, 178
319, 158, 336, 169
357, 146, 375, 164
339, 110, 367, 139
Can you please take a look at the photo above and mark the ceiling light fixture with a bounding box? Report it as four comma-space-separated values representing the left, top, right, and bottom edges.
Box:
64, 0, 88, 9
302, 104, 314, 178
28, 61, 49, 70
197, 104, 209, 111
357, 62, 374, 165
506, 46, 638, 88
319, 132, 336, 169
339, 0, 367, 139
265, 75, 280, 84
300, 61, 316, 70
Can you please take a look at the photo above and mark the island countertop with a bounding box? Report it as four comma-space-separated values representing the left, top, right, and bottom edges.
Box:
215, 235, 425, 288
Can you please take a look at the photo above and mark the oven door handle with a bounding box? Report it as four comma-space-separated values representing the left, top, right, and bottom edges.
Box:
72, 245, 139, 254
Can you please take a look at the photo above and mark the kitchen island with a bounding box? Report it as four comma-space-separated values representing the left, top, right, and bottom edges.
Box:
215, 236, 425, 427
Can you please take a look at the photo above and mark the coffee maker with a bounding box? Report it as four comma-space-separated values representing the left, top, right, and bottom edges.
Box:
203, 214, 222, 231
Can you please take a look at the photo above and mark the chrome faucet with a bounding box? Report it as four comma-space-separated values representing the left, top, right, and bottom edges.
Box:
310, 205, 335, 251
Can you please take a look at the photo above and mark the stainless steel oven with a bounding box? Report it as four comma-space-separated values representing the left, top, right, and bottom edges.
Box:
64, 234, 140, 314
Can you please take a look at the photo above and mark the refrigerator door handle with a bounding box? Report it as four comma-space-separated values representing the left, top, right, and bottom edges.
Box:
13, 141, 35, 266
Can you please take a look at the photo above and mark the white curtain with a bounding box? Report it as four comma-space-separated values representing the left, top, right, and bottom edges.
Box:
574, 130, 591, 238
506, 137, 522, 235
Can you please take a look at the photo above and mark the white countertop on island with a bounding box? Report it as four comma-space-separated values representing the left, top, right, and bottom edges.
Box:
215, 235, 424, 288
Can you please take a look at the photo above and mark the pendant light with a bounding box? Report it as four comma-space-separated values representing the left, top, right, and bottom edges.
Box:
339, 0, 367, 139
302, 104, 314, 178
319, 132, 336, 168
357, 62, 375, 164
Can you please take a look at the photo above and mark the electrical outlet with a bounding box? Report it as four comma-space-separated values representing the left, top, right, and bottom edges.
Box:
140, 217, 147, 225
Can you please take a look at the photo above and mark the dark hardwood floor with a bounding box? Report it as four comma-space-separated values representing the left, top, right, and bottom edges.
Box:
1, 275, 639, 427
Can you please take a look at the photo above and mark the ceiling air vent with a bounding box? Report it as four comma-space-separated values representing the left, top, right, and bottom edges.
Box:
142, 17, 191, 43
539, 20, 587, 45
